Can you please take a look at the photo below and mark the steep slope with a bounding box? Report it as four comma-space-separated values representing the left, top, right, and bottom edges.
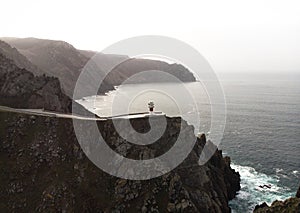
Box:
80, 50, 196, 86
0, 52, 71, 112
0, 52, 91, 116
0, 111, 240, 212
0, 40, 42, 75
3, 37, 196, 98
1, 37, 114, 97
105, 57, 196, 85
78, 49, 196, 85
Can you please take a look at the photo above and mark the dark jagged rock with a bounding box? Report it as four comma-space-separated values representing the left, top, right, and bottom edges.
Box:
297, 185, 300, 198
254, 202, 268, 211
0, 112, 240, 212
254, 185, 300, 213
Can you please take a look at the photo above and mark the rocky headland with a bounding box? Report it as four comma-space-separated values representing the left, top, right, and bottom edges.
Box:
0, 111, 240, 212
0, 37, 240, 212
1, 37, 196, 98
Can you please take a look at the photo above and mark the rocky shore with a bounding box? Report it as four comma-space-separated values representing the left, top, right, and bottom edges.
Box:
254, 185, 300, 213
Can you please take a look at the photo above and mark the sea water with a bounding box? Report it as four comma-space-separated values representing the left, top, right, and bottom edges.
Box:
77, 72, 300, 212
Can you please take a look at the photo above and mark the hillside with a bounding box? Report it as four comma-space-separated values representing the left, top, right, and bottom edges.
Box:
0, 52, 72, 112
2, 37, 196, 98
0, 40, 42, 76
0, 51, 92, 117
1, 37, 114, 97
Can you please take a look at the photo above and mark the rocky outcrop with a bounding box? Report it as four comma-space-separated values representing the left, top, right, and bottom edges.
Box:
0, 40, 43, 76
2, 37, 196, 98
1, 37, 114, 97
254, 186, 300, 213
0, 52, 89, 115
0, 112, 240, 212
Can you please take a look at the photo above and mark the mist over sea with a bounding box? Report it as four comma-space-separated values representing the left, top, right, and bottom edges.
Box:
78, 72, 300, 212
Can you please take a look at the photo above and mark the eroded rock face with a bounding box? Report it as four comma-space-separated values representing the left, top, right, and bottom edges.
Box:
0, 112, 240, 212
0, 52, 90, 115
254, 198, 300, 213
0, 40, 43, 76
254, 185, 300, 213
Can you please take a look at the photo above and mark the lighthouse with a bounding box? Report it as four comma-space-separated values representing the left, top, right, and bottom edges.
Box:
148, 101, 154, 114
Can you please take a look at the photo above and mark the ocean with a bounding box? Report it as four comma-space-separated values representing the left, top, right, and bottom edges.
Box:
77, 72, 300, 212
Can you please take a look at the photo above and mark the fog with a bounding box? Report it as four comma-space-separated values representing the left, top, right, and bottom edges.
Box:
0, 0, 300, 73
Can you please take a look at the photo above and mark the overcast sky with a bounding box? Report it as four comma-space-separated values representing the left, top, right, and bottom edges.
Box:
1, 0, 300, 73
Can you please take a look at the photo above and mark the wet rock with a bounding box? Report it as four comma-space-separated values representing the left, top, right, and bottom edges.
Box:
254, 185, 300, 213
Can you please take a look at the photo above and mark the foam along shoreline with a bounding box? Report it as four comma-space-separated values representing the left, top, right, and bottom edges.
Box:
229, 163, 294, 212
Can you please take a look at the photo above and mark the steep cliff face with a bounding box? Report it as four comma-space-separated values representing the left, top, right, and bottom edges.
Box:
2, 37, 196, 98
0, 40, 43, 75
1, 37, 114, 97
0, 112, 240, 212
0, 52, 89, 114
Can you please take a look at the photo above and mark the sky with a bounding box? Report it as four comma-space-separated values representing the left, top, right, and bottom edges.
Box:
1, 0, 300, 73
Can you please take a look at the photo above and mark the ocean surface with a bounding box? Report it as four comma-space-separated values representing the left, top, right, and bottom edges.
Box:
77, 72, 300, 212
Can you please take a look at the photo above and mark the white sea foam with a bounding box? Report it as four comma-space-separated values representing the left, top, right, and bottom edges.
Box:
230, 164, 293, 213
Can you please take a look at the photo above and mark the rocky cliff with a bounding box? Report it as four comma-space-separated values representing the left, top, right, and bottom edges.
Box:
0, 52, 72, 112
254, 185, 300, 213
0, 40, 43, 76
0, 37, 239, 212
1, 37, 114, 97
0, 52, 90, 116
0, 111, 240, 212
2, 37, 196, 98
